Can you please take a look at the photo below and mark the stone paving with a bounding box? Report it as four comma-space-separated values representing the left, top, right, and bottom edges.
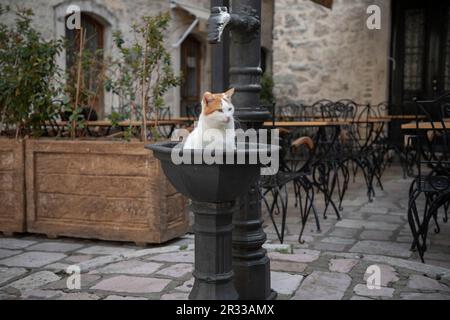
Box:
1, 165, 450, 300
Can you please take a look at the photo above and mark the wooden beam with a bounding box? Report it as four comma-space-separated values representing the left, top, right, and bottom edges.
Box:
311, 0, 333, 9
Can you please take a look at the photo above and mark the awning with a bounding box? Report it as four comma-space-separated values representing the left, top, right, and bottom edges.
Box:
311, 0, 333, 9
170, 0, 210, 48
170, 0, 210, 21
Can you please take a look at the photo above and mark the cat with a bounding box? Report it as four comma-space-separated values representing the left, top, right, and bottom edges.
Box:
183, 88, 236, 150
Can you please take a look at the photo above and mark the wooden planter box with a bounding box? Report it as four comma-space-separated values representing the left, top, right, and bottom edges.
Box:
25, 139, 188, 244
0, 139, 26, 234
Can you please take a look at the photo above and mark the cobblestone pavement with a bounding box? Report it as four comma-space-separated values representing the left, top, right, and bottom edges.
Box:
1, 165, 450, 300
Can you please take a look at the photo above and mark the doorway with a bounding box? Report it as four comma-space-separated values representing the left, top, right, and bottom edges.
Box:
66, 13, 105, 118
390, 0, 450, 143
180, 36, 202, 117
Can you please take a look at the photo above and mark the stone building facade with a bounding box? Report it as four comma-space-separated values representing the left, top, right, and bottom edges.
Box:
273, 0, 391, 105
1, 0, 274, 117
3, 0, 393, 114
1, 0, 209, 116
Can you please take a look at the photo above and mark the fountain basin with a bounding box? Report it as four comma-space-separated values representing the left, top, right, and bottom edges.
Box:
146, 141, 278, 203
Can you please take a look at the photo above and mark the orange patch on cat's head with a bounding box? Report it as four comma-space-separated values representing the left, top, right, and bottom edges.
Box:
203, 92, 222, 115
202, 89, 235, 116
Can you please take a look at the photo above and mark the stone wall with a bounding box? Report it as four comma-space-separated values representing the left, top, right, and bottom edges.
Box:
273, 0, 391, 105
2, 0, 274, 116
1, 0, 214, 117
1, 0, 168, 41
261, 0, 275, 74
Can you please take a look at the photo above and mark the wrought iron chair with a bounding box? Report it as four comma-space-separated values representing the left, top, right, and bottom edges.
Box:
186, 103, 201, 120
155, 107, 173, 138
260, 105, 321, 244
370, 102, 394, 177
313, 99, 354, 214
371, 102, 416, 178
278, 103, 303, 121
407, 93, 450, 262
344, 102, 384, 202
355, 102, 390, 198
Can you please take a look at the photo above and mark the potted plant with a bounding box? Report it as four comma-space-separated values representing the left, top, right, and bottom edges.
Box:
0, 6, 63, 233
0, 6, 188, 244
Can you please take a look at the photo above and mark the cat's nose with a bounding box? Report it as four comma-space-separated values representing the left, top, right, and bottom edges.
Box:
225, 117, 231, 123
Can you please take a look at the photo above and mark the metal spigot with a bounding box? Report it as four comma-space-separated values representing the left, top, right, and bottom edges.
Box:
208, 5, 260, 45
207, 6, 231, 44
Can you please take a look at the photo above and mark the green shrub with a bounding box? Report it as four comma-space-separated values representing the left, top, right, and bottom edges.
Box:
0, 6, 63, 138
107, 13, 181, 141
260, 73, 275, 106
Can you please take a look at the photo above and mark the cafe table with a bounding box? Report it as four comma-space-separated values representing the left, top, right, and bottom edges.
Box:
52, 118, 193, 138
263, 121, 350, 128
56, 119, 190, 127
370, 115, 426, 121
401, 121, 450, 131
263, 118, 390, 128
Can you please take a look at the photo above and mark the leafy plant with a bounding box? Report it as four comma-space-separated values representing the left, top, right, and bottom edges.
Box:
260, 73, 275, 106
0, 5, 63, 138
63, 29, 107, 138
106, 13, 181, 141
108, 111, 132, 141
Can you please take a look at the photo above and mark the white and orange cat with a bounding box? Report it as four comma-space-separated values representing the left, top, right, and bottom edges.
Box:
184, 88, 236, 150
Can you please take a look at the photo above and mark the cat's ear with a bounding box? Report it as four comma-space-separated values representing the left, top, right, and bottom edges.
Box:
203, 92, 214, 105
225, 88, 235, 99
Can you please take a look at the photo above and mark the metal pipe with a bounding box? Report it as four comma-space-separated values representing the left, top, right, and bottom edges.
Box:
208, 0, 275, 300
211, 0, 230, 92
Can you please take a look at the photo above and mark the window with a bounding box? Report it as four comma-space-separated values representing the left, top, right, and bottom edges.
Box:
180, 36, 201, 116
66, 13, 105, 117
402, 9, 425, 100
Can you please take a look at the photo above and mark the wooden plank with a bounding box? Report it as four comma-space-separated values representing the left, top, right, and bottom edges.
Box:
0, 172, 14, 192
34, 193, 155, 225
34, 152, 155, 176
0, 191, 17, 219
264, 119, 390, 128
365, 119, 391, 123
36, 174, 153, 198
351, 119, 391, 124
369, 115, 426, 121
276, 115, 325, 120
55, 119, 189, 127
390, 115, 426, 120
0, 139, 25, 232
0, 150, 14, 170
25, 139, 188, 244
162, 194, 188, 242
26, 139, 153, 155
264, 121, 350, 127
401, 122, 450, 130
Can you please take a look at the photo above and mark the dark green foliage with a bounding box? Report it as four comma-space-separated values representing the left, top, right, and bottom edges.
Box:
0, 6, 63, 138
260, 73, 275, 106
107, 13, 181, 141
